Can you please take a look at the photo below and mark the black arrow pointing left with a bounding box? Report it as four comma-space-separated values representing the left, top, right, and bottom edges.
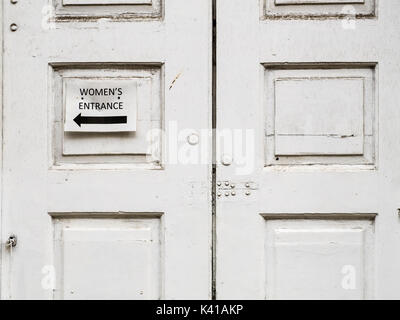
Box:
73, 113, 127, 127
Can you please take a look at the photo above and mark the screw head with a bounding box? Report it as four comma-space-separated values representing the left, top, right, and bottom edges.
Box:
231, 191, 236, 196
217, 192, 222, 197
217, 181, 222, 187
221, 154, 232, 166
187, 133, 199, 146
224, 181, 230, 187
230, 184, 235, 189
245, 190, 251, 196
225, 192, 230, 197
10, 23, 18, 32
245, 183, 250, 188
11, 0, 18, 4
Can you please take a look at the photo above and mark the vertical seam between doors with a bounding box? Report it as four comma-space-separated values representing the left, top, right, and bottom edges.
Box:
0, 0, 4, 300
211, 0, 217, 301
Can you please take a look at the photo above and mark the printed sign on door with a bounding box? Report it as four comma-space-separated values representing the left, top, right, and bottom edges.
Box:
64, 78, 138, 132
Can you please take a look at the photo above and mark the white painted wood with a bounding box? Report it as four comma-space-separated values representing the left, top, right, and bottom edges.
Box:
217, 0, 400, 299
0, 0, 3, 299
1, 0, 212, 299
54, 0, 162, 19
54, 66, 160, 164
53, 216, 161, 299
265, 0, 375, 17
274, 77, 364, 155
265, 218, 374, 299
275, 0, 365, 5
63, 0, 152, 5
265, 66, 375, 166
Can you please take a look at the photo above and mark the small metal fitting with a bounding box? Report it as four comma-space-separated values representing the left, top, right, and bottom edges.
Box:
6, 235, 17, 248
10, 23, 18, 32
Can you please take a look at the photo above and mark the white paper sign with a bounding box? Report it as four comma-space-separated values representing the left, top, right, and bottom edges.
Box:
64, 78, 137, 132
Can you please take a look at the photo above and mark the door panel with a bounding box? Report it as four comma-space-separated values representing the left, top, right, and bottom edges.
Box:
1, 0, 212, 299
217, 0, 400, 299
263, 216, 375, 299
264, 0, 375, 18
53, 214, 162, 300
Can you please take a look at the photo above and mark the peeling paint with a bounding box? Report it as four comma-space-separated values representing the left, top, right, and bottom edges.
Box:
169, 72, 182, 90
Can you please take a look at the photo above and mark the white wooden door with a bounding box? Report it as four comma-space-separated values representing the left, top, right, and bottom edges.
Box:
216, 0, 400, 299
1, 0, 212, 299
